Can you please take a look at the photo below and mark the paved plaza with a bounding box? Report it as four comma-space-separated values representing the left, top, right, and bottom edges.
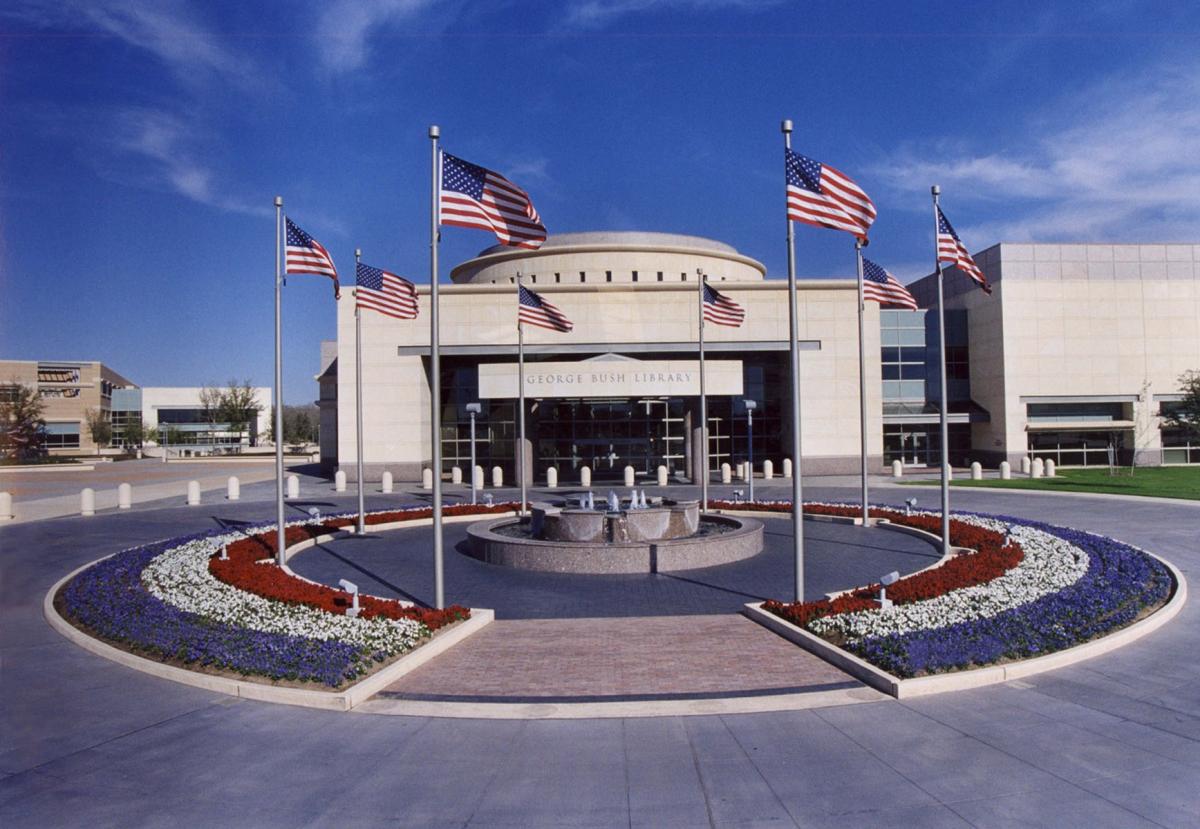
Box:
1, 476, 1198, 827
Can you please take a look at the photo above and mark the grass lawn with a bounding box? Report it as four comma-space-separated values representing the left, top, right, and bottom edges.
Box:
904, 466, 1200, 501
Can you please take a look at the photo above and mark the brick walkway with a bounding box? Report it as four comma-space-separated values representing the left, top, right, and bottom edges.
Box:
381, 614, 859, 702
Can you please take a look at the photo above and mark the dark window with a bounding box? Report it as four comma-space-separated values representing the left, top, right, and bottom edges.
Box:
606, 271, 612, 282
632, 271, 638, 282
580, 271, 586, 282
555, 273, 561, 283
657, 272, 663, 282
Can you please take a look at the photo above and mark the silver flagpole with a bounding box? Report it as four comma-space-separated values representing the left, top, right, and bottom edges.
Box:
273, 196, 287, 566
931, 185, 951, 557
855, 239, 870, 527
354, 248, 366, 535
429, 125, 445, 609
696, 268, 708, 512
782, 119, 805, 603
517, 272, 527, 515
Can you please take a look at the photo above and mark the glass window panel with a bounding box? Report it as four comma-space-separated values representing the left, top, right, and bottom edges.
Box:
881, 347, 900, 363
899, 328, 926, 346
899, 381, 925, 398
882, 365, 900, 380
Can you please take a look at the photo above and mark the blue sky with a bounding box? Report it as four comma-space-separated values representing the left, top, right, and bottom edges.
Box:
3, 1, 1199, 402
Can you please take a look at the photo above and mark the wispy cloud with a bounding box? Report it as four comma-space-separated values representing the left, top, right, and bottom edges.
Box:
315, 0, 437, 72
561, 0, 778, 30
106, 108, 269, 217
870, 62, 1200, 242
4, 1, 255, 86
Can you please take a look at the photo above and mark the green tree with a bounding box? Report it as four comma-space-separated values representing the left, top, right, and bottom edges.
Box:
0, 382, 47, 461
1162, 370, 1200, 438
217, 380, 260, 444
120, 417, 147, 450
84, 407, 112, 455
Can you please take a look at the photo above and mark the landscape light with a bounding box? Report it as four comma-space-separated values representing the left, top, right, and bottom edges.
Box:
879, 570, 900, 609
904, 497, 917, 516
338, 578, 360, 617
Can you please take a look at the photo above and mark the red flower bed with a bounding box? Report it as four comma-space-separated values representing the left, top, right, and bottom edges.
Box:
209, 502, 520, 630
711, 501, 1024, 625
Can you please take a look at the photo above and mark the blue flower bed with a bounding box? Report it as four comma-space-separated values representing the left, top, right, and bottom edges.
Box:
59, 533, 365, 687
848, 516, 1173, 678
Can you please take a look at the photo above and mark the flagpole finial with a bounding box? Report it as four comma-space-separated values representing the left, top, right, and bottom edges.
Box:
355, 248, 362, 258
274, 196, 282, 207
857, 238, 867, 249
428, 125, 440, 139
780, 119, 793, 134
931, 184, 940, 196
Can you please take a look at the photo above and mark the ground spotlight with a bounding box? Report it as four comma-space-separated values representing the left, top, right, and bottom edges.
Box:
338, 578, 360, 617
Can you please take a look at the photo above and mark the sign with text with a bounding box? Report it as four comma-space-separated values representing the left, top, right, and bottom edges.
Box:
478, 359, 743, 399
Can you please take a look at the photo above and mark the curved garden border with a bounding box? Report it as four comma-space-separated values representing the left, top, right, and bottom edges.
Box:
44, 507, 517, 710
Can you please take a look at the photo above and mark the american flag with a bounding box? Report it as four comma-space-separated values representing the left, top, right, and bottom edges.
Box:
785, 148, 876, 241
702, 282, 745, 327
937, 207, 991, 294
440, 152, 547, 249
518, 285, 572, 332
285, 217, 340, 298
355, 262, 418, 320
862, 258, 918, 310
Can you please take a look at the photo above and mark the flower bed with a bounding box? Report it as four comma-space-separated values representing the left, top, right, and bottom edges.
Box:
57, 503, 518, 688
731, 501, 1173, 678
210, 503, 517, 629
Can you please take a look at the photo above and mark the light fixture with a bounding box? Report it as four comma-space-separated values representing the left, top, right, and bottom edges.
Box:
879, 570, 900, 609
338, 578, 361, 617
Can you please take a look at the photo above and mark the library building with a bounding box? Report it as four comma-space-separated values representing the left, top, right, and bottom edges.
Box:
317, 232, 1200, 482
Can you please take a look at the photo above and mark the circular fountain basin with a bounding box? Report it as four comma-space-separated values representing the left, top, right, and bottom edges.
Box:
465, 507, 763, 574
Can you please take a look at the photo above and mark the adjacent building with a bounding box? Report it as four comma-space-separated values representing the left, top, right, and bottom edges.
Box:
0, 359, 271, 455
321, 232, 1200, 481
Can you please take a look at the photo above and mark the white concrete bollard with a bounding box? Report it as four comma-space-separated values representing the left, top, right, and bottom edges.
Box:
286, 474, 300, 499
945, 465, 954, 481
971, 462, 982, 481
118, 482, 132, 509
1031, 458, 1045, 478
451, 466, 463, 485
739, 462, 750, 482
623, 465, 635, 488
782, 458, 793, 479
81, 488, 95, 516
657, 465, 668, 487
334, 470, 347, 492
227, 476, 240, 500
473, 465, 485, 490
892, 459, 903, 478
187, 480, 201, 505
1021, 456, 1032, 475
492, 466, 504, 488
0, 491, 12, 520
579, 466, 591, 487
763, 460, 774, 480
421, 468, 433, 490
999, 461, 1011, 480
546, 467, 558, 488
381, 471, 393, 493
1045, 459, 1056, 478
721, 463, 732, 484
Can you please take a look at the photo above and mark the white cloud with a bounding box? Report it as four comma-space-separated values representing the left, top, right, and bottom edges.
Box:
871, 63, 1200, 242
562, 0, 778, 29
110, 109, 268, 217
315, 0, 437, 72
4, 1, 255, 85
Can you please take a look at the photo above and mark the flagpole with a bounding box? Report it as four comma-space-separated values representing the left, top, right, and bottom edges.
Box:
429, 125, 445, 609
273, 196, 287, 566
855, 239, 870, 527
931, 185, 951, 557
696, 268, 708, 512
517, 272, 527, 516
354, 248, 366, 535
782, 120, 806, 603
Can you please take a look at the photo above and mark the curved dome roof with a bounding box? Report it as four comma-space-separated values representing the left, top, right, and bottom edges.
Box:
475, 231, 740, 256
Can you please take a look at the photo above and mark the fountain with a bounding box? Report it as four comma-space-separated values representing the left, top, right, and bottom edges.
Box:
465, 491, 764, 574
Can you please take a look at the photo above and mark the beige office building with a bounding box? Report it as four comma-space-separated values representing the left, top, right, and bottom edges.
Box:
320, 233, 1200, 482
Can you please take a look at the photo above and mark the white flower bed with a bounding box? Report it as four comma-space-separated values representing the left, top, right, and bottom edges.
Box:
141, 523, 428, 656
808, 512, 1090, 643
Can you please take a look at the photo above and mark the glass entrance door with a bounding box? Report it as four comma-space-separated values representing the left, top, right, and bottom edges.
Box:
535, 398, 683, 480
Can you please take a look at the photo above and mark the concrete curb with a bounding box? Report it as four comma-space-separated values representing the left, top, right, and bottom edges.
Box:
743, 550, 1187, 699
44, 523, 501, 711
0, 463, 96, 474
354, 684, 887, 719
876, 480, 1200, 509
